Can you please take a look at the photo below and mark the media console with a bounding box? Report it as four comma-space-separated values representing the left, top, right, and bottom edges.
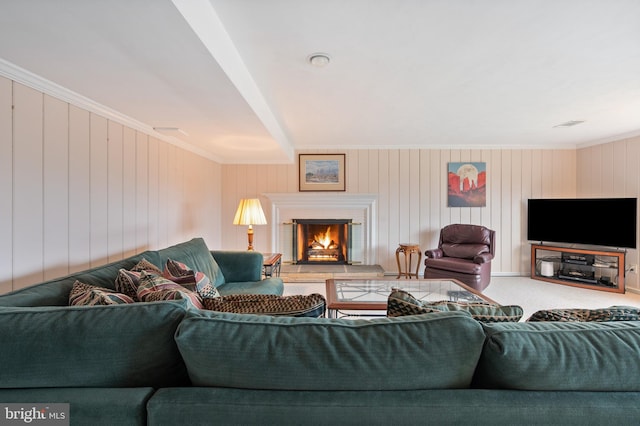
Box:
531, 244, 625, 293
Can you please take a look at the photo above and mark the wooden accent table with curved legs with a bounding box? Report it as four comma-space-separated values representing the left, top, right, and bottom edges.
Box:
396, 243, 421, 279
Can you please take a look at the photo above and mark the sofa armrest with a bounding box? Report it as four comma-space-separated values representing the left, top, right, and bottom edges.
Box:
473, 253, 494, 264
210, 251, 263, 283
425, 248, 443, 259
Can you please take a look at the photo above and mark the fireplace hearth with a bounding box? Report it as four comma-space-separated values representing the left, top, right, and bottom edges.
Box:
293, 219, 352, 264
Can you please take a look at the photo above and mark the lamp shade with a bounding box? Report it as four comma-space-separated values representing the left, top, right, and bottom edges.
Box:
233, 199, 267, 225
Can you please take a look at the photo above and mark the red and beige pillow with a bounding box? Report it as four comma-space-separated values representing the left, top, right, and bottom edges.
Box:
69, 281, 135, 306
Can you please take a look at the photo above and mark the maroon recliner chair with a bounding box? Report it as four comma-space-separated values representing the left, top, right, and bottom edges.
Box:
423, 224, 495, 291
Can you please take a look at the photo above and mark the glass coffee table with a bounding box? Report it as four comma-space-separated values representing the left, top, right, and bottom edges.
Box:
325, 278, 497, 318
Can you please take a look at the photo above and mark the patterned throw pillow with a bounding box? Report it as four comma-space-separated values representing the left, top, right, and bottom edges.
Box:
387, 289, 523, 322
527, 306, 640, 322
114, 258, 163, 301
69, 281, 135, 306
203, 293, 326, 318
163, 259, 220, 299
137, 271, 204, 310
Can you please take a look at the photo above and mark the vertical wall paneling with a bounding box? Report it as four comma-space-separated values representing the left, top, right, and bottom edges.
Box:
0, 77, 12, 293
13, 84, 44, 288
147, 137, 159, 250
577, 137, 640, 291
221, 148, 578, 275
0, 76, 223, 294
68, 105, 91, 273
377, 150, 390, 267
135, 131, 149, 251
107, 121, 124, 262
122, 126, 137, 258
43, 95, 69, 280
90, 114, 109, 267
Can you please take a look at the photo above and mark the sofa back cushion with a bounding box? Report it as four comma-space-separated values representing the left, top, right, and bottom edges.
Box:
0, 252, 157, 307
155, 238, 225, 286
475, 321, 640, 391
175, 310, 485, 391
0, 302, 190, 388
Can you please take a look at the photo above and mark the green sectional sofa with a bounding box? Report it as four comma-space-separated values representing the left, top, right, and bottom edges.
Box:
1, 238, 640, 425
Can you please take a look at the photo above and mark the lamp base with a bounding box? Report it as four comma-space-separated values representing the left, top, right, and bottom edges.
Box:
246, 226, 254, 251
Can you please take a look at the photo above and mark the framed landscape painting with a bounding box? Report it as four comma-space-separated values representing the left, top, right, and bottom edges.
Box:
447, 162, 487, 207
299, 154, 346, 191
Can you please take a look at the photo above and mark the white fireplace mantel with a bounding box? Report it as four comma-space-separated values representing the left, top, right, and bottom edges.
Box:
263, 193, 378, 264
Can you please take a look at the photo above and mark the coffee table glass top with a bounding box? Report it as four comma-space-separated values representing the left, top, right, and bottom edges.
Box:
325, 278, 495, 317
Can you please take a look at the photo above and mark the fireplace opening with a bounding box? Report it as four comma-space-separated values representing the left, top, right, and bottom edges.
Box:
293, 219, 352, 264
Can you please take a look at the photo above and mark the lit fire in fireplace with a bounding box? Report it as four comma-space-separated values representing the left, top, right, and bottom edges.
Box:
311, 227, 338, 250
308, 226, 340, 261
293, 219, 350, 264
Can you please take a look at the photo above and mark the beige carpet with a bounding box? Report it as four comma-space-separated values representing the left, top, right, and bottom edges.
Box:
282, 275, 640, 321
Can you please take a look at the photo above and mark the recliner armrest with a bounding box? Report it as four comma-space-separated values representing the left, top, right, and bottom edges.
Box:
473, 253, 493, 264
425, 248, 443, 259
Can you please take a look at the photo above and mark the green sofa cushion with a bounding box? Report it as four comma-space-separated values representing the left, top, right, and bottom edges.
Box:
475, 321, 640, 391
155, 238, 225, 286
0, 302, 190, 388
0, 388, 153, 426
0, 251, 157, 307
175, 310, 485, 391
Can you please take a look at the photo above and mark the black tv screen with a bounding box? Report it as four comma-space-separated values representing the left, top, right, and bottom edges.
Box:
527, 198, 637, 249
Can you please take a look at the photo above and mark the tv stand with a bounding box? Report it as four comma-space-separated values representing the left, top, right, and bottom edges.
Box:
531, 244, 625, 293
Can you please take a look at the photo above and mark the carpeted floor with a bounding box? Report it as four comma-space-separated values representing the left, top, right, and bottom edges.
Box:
282, 274, 640, 321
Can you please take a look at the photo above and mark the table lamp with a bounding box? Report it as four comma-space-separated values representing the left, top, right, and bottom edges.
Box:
233, 198, 267, 251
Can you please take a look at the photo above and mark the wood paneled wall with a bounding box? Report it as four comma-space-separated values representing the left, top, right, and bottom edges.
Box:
0, 78, 222, 294
222, 148, 577, 276
577, 136, 640, 292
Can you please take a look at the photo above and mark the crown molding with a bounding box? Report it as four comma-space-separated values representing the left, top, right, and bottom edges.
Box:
0, 58, 222, 163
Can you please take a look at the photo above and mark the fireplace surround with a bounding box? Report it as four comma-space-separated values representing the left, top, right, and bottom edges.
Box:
263, 193, 378, 265
293, 219, 352, 264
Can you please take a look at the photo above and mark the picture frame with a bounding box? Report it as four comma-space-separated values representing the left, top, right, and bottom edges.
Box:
447, 162, 487, 207
299, 154, 346, 192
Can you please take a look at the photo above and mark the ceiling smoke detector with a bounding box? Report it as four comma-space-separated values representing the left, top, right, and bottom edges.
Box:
553, 120, 585, 128
308, 53, 331, 67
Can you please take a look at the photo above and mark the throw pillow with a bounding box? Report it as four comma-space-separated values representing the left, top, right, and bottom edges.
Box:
69, 281, 135, 306
114, 257, 163, 301
527, 306, 640, 322
387, 288, 523, 322
137, 271, 204, 310
163, 259, 221, 299
203, 293, 326, 318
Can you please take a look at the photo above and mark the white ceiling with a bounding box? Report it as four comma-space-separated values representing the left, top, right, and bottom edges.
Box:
1, 0, 639, 164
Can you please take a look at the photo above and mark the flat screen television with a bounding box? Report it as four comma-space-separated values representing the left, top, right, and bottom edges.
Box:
527, 198, 637, 249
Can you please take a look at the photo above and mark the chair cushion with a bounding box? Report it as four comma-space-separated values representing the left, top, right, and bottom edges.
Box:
424, 257, 483, 274
441, 243, 489, 259
441, 224, 492, 245
387, 289, 522, 322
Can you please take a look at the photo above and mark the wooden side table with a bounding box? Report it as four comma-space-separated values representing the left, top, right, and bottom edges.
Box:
262, 253, 282, 278
395, 243, 421, 279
